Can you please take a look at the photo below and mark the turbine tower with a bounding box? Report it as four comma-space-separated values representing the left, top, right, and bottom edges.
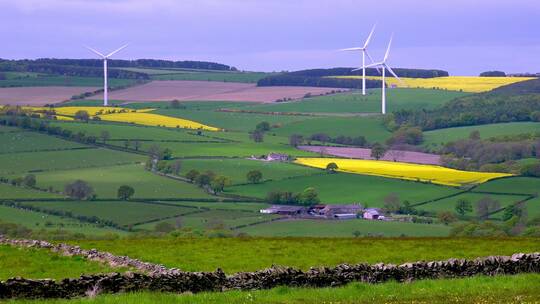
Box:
85, 44, 129, 106
340, 25, 377, 96
364, 35, 401, 114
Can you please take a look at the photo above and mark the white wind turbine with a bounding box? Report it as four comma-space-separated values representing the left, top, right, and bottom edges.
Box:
85, 44, 129, 106
364, 35, 401, 114
340, 24, 377, 96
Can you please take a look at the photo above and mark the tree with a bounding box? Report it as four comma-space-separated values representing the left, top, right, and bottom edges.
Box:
170, 99, 181, 109
22, 174, 36, 188
64, 180, 94, 200
289, 134, 304, 147
195, 172, 212, 187
250, 130, 264, 143
438, 211, 457, 225
300, 187, 320, 206
123, 140, 130, 149
133, 140, 142, 151
476, 196, 501, 220
455, 199, 472, 216
469, 130, 480, 141
148, 144, 162, 160
117, 185, 135, 200
186, 169, 200, 183
255, 121, 271, 132
246, 170, 263, 184
383, 193, 401, 213
97, 130, 109, 144
74, 110, 90, 122
387, 126, 424, 145
326, 162, 338, 173
171, 160, 182, 175
370, 143, 387, 160
211, 176, 231, 193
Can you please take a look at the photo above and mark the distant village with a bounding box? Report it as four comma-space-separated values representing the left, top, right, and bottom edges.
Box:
260, 204, 385, 221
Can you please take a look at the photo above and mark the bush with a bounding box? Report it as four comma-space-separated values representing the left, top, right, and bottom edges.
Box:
117, 185, 135, 200
246, 170, 263, 184
64, 180, 94, 200
521, 163, 540, 177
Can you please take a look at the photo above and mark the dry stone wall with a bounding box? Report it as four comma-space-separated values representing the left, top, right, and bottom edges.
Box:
1, 236, 539, 299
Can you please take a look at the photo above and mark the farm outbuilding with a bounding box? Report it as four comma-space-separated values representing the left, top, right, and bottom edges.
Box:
259, 205, 307, 216
318, 204, 363, 217
363, 208, 384, 220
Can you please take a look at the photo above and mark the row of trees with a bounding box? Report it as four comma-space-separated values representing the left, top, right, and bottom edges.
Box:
185, 169, 231, 194
266, 187, 320, 206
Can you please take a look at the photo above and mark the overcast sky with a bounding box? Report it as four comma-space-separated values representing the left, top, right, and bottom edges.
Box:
1, 0, 539, 75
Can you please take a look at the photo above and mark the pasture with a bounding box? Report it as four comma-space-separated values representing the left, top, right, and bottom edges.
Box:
0, 131, 86, 153
0, 73, 137, 88
227, 172, 459, 205
229, 88, 467, 113
150, 71, 270, 83
0, 183, 63, 199
31, 164, 213, 199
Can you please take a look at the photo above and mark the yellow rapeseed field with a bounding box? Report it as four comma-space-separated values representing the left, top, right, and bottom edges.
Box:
9, 106, 219, 131
294, 158, 512, 187
97, 112, 220, 131
331, 76, 535, 93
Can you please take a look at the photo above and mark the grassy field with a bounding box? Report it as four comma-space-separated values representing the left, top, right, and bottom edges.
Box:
0, 74, 137, 88
31, 164, 213, 199
150, 71, 270, 83
0, 205, 122, 235
0, 148, 144, 175
474, 177, 540, 195
230, 88, 467, 113
20, 201, 200, 227
0, 131, 86, 153
71, 237, 540, 273
0, 183, 63, 199
273, 116, 392, 142
238, 219, 451, 237
227, 172, 459, 205
0, 245, 122, 280
174, 158, 319, 185
423, 122, 540, 149
9, 274, 539, 303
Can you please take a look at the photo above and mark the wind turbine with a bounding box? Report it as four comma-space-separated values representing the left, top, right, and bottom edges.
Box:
364, 35, 401, 114
340, 24, 377, 96
85, 44, 129, 106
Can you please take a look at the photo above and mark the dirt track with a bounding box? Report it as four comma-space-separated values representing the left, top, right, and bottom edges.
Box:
299, 146, 442, 165
93, 80, 339, 103
0, 87, 95, 106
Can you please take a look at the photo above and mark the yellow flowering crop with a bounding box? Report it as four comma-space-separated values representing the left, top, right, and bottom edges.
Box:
97, 112, 220, 131
294, 158, 512, 187
331, 76, 535, 93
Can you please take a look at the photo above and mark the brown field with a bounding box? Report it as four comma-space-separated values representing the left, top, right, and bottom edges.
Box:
93, 80, 339, 103
0, 86, 95, 106
299, 145, 442, 165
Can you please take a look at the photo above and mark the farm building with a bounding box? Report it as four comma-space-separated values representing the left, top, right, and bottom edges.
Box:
363, 208, 384, 220
266, 153, 289, 162
318, 204, 363, 217
260, 205, 306, 216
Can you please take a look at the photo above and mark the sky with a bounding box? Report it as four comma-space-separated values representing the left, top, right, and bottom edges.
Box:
0, 0, 539, 75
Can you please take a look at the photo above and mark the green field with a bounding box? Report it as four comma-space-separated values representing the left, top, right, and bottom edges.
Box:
0, 73, 137, 88
238, 219, 451, 237
0, 183, 63, 199
0, 205, 122, 235
273, 116, 392, 142
150, 71, 270, 83
174, 158, 319, 185
227, 172, 459, 205
10, 274, 539, 303
0, 131, 86, 153
0, 245, 121, 280
20, 201, 199, 227
31, 164, 213, 199
423, 122, 540, 148
71, 237, 540, 273
475, 177, 540, 195
0, 148, 144, 175
228, 88, 468, 113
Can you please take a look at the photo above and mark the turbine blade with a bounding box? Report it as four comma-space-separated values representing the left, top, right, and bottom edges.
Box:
383, 34, 393, 62
364, 50, 381, 74
106, 44, 129, 58
385, 64, 402, 82
364, 62, 384, 68
339, 47, 364, 51
363, 24, 376, 49
85, 46, 105, 58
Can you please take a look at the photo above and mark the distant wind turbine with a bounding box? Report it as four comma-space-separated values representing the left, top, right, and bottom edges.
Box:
363, 35, 401, 114
340, 24, 377, 96
85, 44, 129, 106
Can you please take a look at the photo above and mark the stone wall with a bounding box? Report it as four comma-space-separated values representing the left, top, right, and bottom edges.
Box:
1, 236, 539, 299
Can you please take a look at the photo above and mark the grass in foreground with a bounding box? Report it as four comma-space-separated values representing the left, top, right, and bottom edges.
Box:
71, 237, 540, 273
7, 274, 540, 303
0, 245, 121, 280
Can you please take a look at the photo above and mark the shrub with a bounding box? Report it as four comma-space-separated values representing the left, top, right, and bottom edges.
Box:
64, 180, 94, 200
246, 170, 263, 184
117, 185, 135, 200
